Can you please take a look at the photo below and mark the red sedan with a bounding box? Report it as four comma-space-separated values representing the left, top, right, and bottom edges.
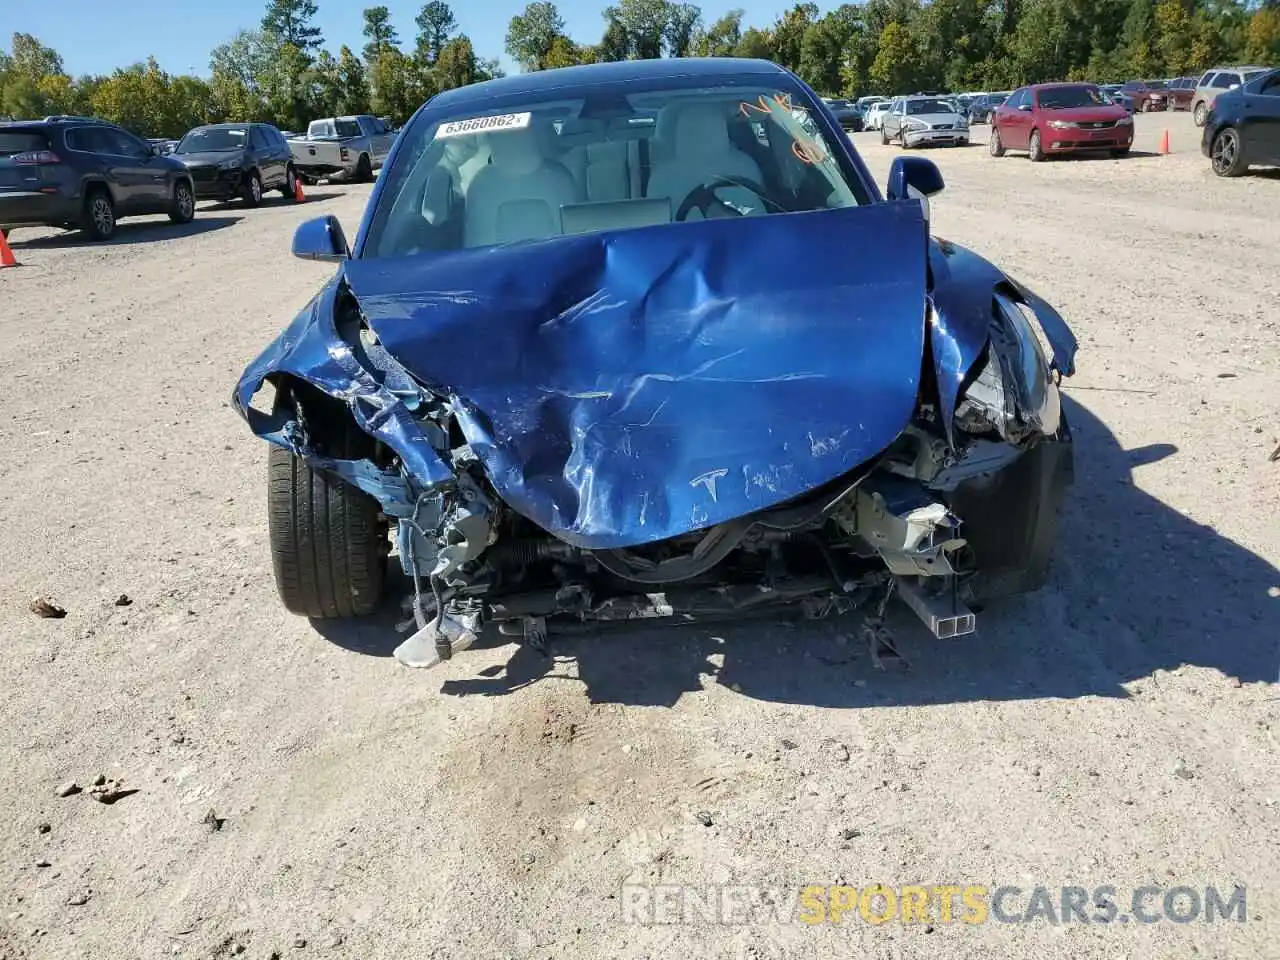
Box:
989, 83, 1134, 161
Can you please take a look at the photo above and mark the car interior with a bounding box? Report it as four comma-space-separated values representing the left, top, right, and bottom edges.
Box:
372, 90, 863, 257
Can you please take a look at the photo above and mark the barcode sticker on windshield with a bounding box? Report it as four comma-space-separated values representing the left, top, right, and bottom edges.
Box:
435, 112, 532, 140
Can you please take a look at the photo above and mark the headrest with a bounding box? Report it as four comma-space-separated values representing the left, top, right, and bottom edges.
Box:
442, 137, 478, 165
484, 126, 543, 176
671, 102, 733, 154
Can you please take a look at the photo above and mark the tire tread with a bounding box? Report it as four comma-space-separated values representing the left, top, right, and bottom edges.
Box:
267, 421, 385, 619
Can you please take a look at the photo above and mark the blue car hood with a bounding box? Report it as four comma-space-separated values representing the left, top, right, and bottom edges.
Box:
335, 203, 931, 549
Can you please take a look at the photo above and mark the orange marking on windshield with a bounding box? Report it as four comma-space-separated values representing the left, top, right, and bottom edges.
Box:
791, 139, 827, 164
738, 92, 795, 117
739, 92, 829, 164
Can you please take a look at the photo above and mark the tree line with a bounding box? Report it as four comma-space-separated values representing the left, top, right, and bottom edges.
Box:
2, 0, 1277, 138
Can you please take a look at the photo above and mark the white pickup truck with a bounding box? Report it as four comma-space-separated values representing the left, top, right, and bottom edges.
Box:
287, 115, 397, 184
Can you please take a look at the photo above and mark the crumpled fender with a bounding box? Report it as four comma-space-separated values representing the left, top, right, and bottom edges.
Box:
231, 279, 453, 514
927, 237, 1078, 442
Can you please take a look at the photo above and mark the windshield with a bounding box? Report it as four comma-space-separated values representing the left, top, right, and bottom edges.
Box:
906, 99, 953, 115
1038, 86, 1109, 109
365, 82, 865, 258
177, 127, 246, 153
1244, 70, 1267, 83
1146, 80, 1169, 90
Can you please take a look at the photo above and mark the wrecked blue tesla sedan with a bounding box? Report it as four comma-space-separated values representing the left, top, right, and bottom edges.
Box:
234, 58, 1078, 668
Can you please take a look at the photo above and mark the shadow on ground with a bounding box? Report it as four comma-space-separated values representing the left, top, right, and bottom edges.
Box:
200, 191, 345, 212
10, 216, 241, 249
317, 395, 1280, 708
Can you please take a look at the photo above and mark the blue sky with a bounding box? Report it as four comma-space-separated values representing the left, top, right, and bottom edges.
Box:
1, 0, 788, 77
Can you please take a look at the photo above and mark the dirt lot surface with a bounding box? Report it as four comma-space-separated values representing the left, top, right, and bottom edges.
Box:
1, 113, 1277, 960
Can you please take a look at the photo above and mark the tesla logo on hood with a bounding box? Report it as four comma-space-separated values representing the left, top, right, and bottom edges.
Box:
690, 468, 729, 502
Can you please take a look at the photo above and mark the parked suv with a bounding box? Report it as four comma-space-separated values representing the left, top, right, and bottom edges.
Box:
1191, 66, 1270, 126
967, 92, 1010, 124
1119, 79, 1169, 111
821, 97, 863, 132
174, 122, 298, 206
0, 116, 195, 242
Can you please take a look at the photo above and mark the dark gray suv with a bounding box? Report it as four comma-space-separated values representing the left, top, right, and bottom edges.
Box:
173, 122, 299, 206
0, 116, 195, 242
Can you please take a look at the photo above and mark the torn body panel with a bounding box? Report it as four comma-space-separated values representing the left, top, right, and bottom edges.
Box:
926, 237, 1077, 446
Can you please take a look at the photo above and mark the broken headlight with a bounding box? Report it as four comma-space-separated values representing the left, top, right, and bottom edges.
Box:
954, 294, 1061, 440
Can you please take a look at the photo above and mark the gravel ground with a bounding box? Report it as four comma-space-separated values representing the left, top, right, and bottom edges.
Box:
1, 112, 1276, 960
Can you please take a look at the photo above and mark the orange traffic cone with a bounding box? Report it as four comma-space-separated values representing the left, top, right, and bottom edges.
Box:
1159, 129, 1170, 155
0, 230, 17, 268
294, 177, 306, 202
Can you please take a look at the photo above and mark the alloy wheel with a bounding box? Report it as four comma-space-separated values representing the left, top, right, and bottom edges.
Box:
92, 197, 114, 236
1211, 129, 1239, 176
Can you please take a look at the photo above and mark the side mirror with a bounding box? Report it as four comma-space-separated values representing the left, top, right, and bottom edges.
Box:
1229, 83, 1240, 90
1018, 103, 1033, 111
886, 155, 945, 202
292, 215, 349, 262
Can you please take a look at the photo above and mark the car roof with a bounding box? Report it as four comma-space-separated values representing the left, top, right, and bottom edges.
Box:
431, 57, 788, 111
194, 122, 253, 129
0, 116, 110, 128
1203, 65, 1267, 74
1028, 81, 1099, 90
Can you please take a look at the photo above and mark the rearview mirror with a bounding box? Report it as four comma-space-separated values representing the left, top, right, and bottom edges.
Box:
292, 215, 349, 262
886, 155, 945, 202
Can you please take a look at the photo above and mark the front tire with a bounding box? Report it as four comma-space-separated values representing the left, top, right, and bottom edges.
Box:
243, 171, 263, 208
1210, 127, 1246, 177
1028, 130, 1045, 162
1193, 102, 1208, 127
989, 126, 1005, 157
82, 189, 116, 241
168, 180, 195, 223
281, 165, 299, 200
880, 124, 889, 145
267, 425, 388, 619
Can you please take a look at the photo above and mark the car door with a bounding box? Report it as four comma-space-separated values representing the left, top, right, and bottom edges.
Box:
362, 116, 394, 165
1241, 71, 1280, 159
1000, 89, 1028, 148
887, 99, 904, 138
271, 127, 294, 179
1209, 71, 1239, 109
372, 117, 394, 162
100, 127, 166, 212
248, 126, 278, 189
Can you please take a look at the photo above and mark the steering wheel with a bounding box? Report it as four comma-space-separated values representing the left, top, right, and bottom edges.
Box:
674, 175, 773, 222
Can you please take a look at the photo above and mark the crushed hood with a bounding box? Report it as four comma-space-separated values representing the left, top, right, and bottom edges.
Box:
339, 202, 930, 549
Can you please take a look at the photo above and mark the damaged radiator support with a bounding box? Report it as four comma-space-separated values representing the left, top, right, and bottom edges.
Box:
838, 478, 977, 640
